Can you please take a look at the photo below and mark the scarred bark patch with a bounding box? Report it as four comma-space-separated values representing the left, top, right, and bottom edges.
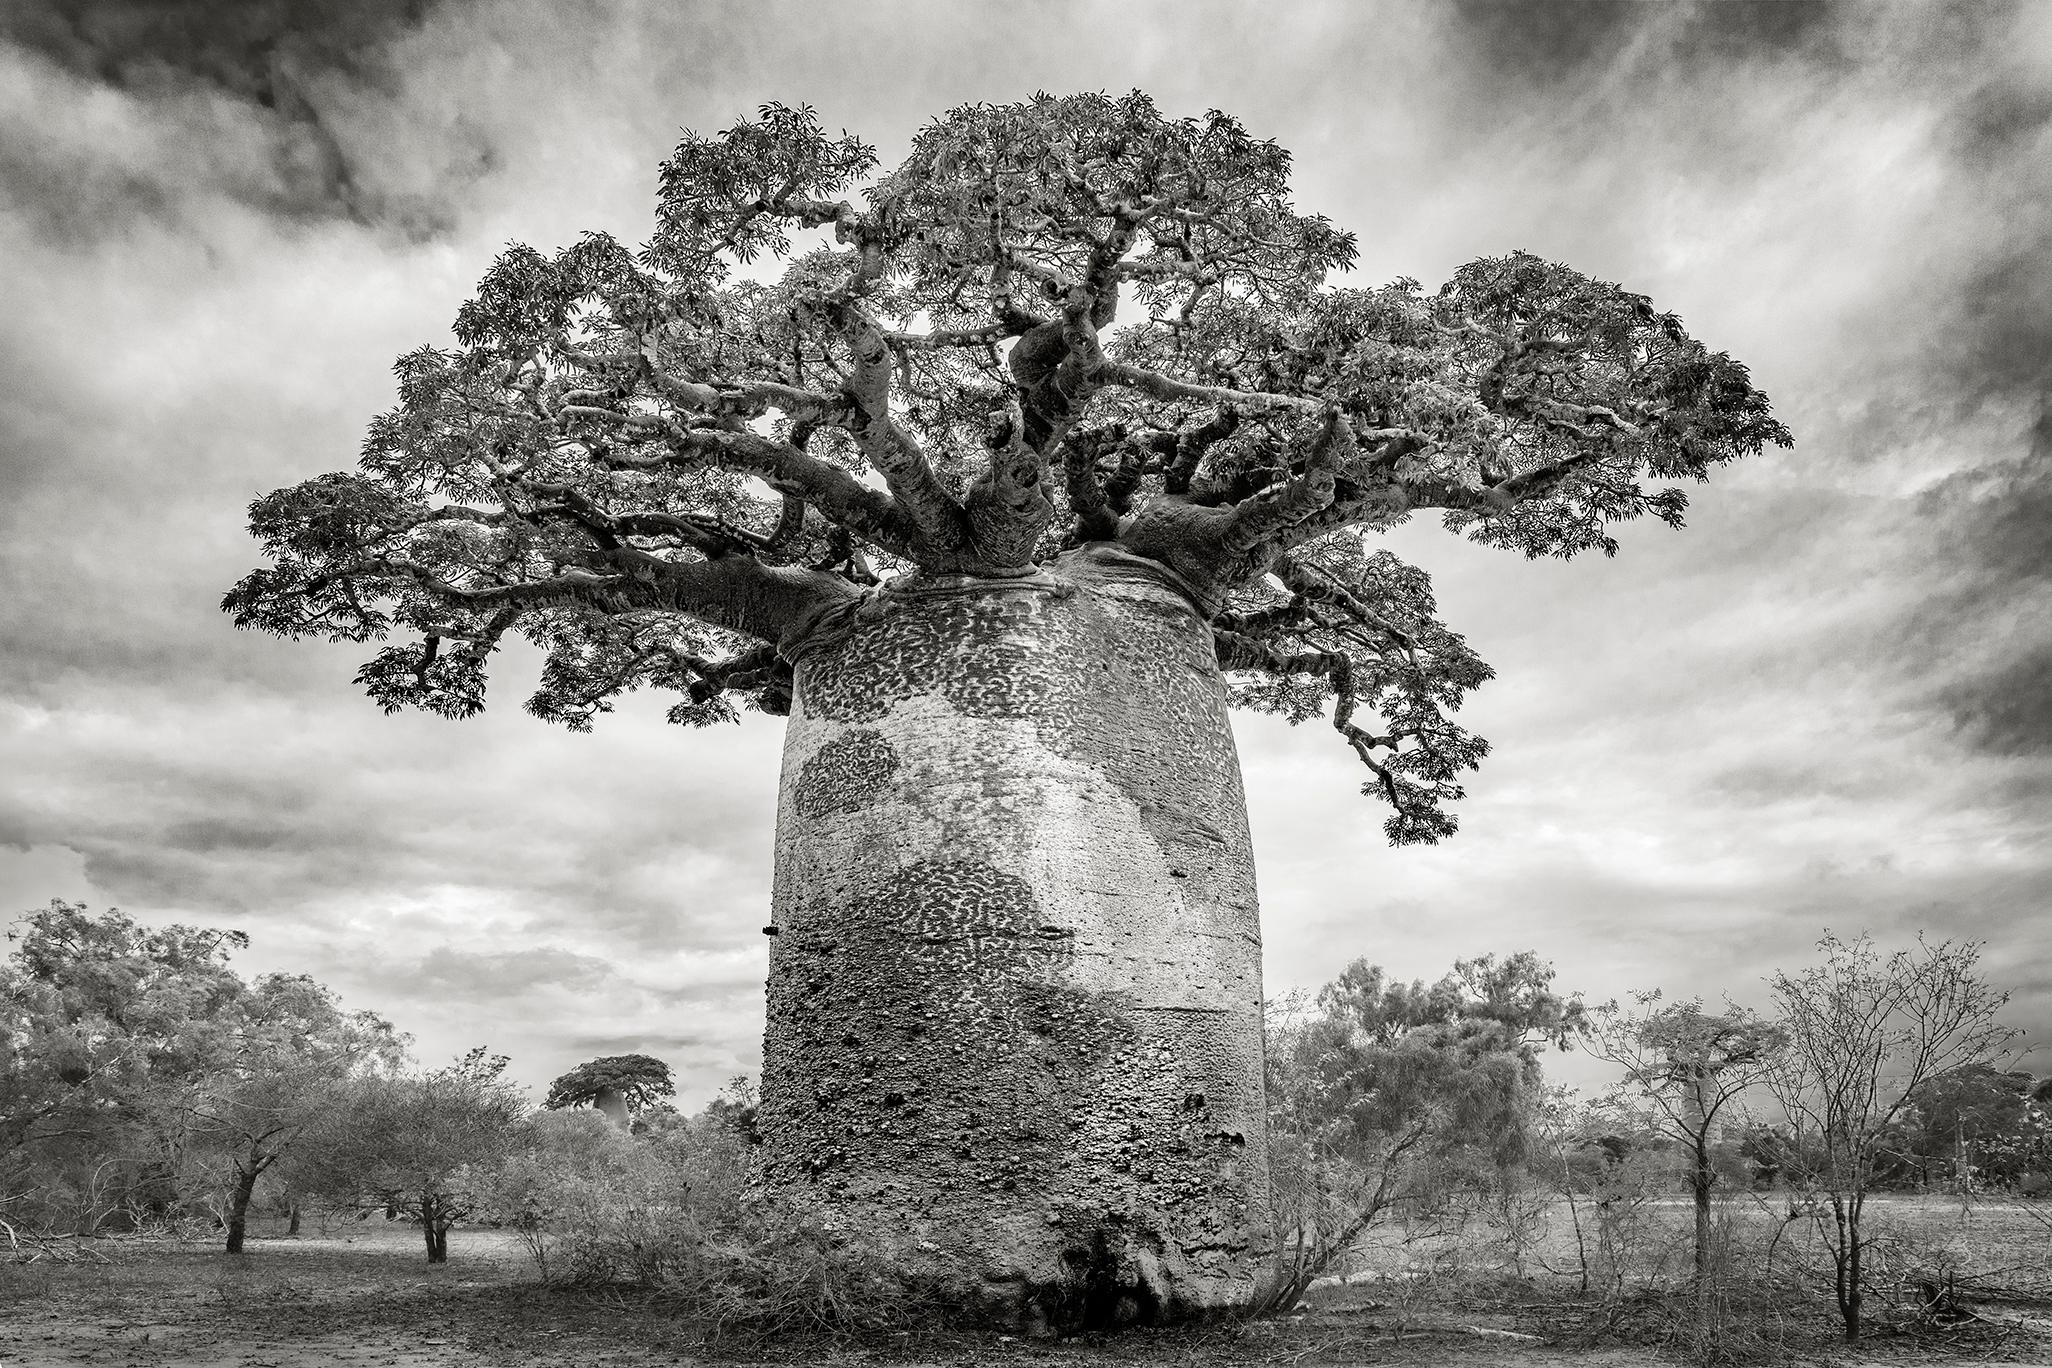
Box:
765, 859, 1124, 1197
792, 564, 1237, 874
792, 728, 900, 817
796, 585, 1074, 724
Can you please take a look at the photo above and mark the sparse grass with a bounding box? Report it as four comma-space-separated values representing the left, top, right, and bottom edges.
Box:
3, 1198, 2049, 1366
1285, 1192, 2052, 1363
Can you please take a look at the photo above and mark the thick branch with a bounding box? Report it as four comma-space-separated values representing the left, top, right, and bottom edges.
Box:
374, 548, 856, 648
633, 421, 919, 559
1165, 408, 1238, 496
1097, 359, 1319, 416
832, 301, 969, 554
1219, 410, 1352, 556
962, 404, 1054, 568
1271, 556, 1420, 664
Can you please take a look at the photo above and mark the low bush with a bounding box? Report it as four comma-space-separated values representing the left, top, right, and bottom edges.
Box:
482, 1105, 962, 1338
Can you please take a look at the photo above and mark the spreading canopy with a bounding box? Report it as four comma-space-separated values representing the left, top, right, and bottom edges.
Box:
542, 1053, 674, 1114
226, 92, 1790, 842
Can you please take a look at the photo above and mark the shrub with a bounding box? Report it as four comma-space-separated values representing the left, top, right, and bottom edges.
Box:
482, 1100, 960, 1337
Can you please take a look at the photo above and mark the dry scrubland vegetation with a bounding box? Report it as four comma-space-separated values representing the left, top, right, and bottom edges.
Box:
8, 903, 2052, 1365
4, 1194, 2052, 1366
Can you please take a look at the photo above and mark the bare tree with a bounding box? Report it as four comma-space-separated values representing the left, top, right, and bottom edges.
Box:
225, 92, 1788, 1325
1583, 993, 1784, 1304
1766, 933, 2018, 1341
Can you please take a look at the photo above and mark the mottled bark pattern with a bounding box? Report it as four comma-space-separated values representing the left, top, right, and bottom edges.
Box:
793, 729, 902, 818
761, 544, 1268, 1329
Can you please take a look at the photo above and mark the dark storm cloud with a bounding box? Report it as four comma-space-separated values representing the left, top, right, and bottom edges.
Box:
387, 945, 618, 997
1446, 0, 1843, 86
1436, 0, 2052, 765
1917, 416, 2052, 587
5, 0, 434, 90
0, 0, 487, 237
1908, 406, 2052, 757
1444, 0, 1646, 82
1941, 643, 2052, 759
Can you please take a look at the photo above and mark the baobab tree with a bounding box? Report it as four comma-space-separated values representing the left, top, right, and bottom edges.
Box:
225, 92, 1789, 1327
542, 1054, 673, 1130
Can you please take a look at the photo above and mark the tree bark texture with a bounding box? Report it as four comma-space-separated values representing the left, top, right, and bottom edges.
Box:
224, 1167, 258, 1255
758, 544, 1270, 1331
1691, 1159, 1712, 1318
421, 1194, 447, 1263
1691, 1143, 1712, 1285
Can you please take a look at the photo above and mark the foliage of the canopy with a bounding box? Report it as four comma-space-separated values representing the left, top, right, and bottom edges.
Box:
227, 92, 1789, 842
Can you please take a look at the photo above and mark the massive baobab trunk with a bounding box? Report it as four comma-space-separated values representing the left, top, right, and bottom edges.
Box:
758, 545, 1270, 1329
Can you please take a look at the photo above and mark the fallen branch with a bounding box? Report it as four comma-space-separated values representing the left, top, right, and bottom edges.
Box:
1, 1217, 112, 1265
1456, 1325, 1542, 1342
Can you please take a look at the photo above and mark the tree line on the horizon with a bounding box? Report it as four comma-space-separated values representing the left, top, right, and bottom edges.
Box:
2, 898, 2041, 1344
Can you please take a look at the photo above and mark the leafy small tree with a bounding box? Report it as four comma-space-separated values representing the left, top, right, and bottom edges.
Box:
161, 974, 405, 1253
301, 1047, 526, 1262
1583, 993, 1785, 1300
1, 901, 254, 1232
1258, 951, 1580, 1311
1, 901, 247, 1158
1900, 1063, 2036, 1192
697, 1074, 760, 1145
1767, 933, 2019, 1341
487, 1099, 752, 1285
543, 1054, 673, 1131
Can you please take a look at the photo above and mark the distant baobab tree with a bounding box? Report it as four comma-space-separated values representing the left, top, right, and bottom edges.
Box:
542, 1053, 674, 1130
226, 91, 1788, 1328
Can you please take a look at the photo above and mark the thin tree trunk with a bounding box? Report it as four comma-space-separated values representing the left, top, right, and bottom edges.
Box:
1692, 1142, 1712, 1308
223, 1166, 259, 1255
1560, 1142, 1589, 1296
759, 545, 1271, 1332
420, 1194, 443, 1263
1825, 1191, 1864, 1341
287, 1200, 300, 1236
1843, 1196, 1863, 1341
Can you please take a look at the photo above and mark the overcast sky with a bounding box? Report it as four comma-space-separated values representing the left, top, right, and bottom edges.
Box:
2, 0, 2048, 1105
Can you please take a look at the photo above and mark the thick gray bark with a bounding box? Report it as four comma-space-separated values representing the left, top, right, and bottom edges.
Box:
758, 543, 1270, 1331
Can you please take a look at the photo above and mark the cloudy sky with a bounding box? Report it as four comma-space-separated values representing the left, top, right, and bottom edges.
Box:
2, 0, 2048, 1104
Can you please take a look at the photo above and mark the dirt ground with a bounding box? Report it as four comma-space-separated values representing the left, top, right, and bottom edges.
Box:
2, 1217, 2049, 1368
